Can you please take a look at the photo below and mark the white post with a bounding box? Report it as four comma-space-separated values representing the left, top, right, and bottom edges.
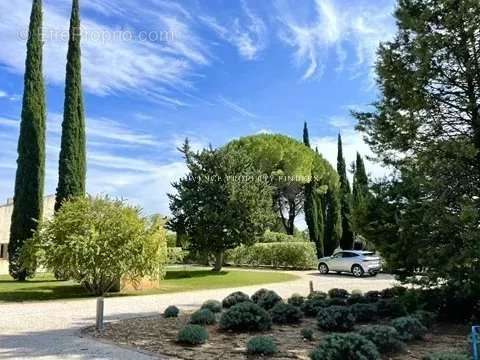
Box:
96, 297, 104, 331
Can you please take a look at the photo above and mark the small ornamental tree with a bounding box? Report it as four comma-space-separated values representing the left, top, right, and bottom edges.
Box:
169, 142, 274, 271
23, 196, 168, 295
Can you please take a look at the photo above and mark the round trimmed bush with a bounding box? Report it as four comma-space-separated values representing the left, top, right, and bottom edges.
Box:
177, 324, 209, 345
164, 305, 180, 318
302, 298, 328, 317
308, 291, 328, 300
219, 302, 272, 332
358, 325, 405, 353
270, 302, 303, 324
350, 303, 378, 322
222, 291, 251, 309
328, 288, 350, 299
326, 297, 348, 307
364, 291, 381, 302
246, 336, 278, 355
376, 299, 407, 318
288, 293, 305, 307
348, 293, 368, 305
317, 306, 356, 332
390, 316, 427, 341
190, 309, 216, 326
422, 352, 470, 360
252, 289, 282, 310
413, 310, 437, 328
301, 328, 314, 341
310, 333, 380, 360
201, 299, 222, 313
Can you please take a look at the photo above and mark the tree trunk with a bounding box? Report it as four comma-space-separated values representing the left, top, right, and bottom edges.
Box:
212, 251, 224, 272
286, 199, 296, 235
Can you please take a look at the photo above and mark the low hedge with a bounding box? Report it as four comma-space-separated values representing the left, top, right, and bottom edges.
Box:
260, 231, 307, 243
227, 241, 317, 269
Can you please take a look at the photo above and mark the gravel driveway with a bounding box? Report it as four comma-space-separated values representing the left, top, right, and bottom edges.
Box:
0, 270, 397, 360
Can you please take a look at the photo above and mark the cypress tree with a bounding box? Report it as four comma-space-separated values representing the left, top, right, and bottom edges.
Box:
323, 189, 341, 256
55, 0, 86, 211
337, 134, 354, 250
352, 152, 368, 204
303, 121, 310, 147
9, 0, 46, 280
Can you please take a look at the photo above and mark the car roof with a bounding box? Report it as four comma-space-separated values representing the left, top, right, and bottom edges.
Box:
333, 250, 374, 255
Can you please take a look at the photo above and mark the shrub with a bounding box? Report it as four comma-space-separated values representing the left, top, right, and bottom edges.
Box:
270, 303, 303, 324
190, 309, 216, 326
422, 352, 470, 360
381, 286, 407, 299
328, 288, 350, 299
413, 310, 437, 328
252, 289, 282, 310
352, 289, 363, 296
27, 197, 168, 296
226, 242, 318, 269
261, 230, 305, 243
301, 328, 314, 341
350, 303, 378, 322
348, 293, 368, 305
390, 316, 427, 341
358, 325, 405, 353
326, 298, 348, 307
164, 305, 180, 318
288, 293, 305, 307
308, 291, 328, 300
219, 302, 272, 332
167, 247, 186, 264
317, 306, 356, 332
246, 336, 278, 355
310, 333, 380, 360
376, 299, 407, 318
177, 324, 209, 345
364, 291, 381, 302
302, 298, 328, 317
201, 300, 222, 313
222, 291, 251, 308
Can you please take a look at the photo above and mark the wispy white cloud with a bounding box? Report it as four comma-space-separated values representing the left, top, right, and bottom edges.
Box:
277, 0, 395, 81
218, 96, 259, 119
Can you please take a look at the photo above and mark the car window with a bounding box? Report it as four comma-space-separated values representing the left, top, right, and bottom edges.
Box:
333, 253, 343, 258
342, 252, 359, 258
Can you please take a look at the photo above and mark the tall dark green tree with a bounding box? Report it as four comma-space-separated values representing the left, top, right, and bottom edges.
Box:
337, 134, 354, 250
352, 153, 369, 241
303, 121, 310, 147
323, 189, 341, 256
9, 0, 46, 280
55, 0, 86, 211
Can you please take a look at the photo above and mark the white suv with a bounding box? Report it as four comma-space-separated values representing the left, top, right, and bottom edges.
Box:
318, 250, 382, 277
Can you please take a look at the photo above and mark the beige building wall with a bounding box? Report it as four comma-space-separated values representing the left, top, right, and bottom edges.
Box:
0, 195, 55, 275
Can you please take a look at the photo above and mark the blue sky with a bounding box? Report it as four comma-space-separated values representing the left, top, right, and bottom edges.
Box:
0, 0, 396, 215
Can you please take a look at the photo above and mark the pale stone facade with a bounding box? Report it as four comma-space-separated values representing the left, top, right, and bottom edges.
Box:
0, 195, 55, 275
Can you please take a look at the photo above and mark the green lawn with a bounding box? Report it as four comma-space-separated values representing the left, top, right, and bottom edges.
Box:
0, 267, 298, 302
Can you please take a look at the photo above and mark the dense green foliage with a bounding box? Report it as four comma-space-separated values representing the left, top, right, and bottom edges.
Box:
251, 289, 282, 310
201, 300, 222, 313
316, 306, 356, 332
56, 0, 86, 211
222, 291, 251, 308
358, 325, 405, 353
227, 241, 318, 269
301, 328, 314, 341
337, 134, 354, 250
376, 299, 407, 318
422, 353, 470, 360
270, 302, 303, 324
287, 293, 305, 307
302, 298, 327, 317
24, 197, 168, 295
164, 305, 180, 318
169, 141, 274, 271
177, 324, 209, 345
246, 336, 278, 355
350, 303, 378, 322
190, 308, 216, 326
9, 0, 46, 281
219, 302, 272, 332
328, 288, 350, 299
390, 316, 426, 342
310, 333, 380, 360
260, 231, 306, 243
351, 153, 370, 240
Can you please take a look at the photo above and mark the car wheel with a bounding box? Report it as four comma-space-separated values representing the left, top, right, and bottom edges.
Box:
370, 272, 378, 277
318, 263, 329, 275
352, 264, 364, 278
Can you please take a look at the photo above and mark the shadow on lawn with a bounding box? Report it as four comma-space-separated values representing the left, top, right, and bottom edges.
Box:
164, 269, 228, 280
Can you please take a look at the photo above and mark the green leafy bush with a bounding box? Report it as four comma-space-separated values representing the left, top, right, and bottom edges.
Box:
226, 242, 318, 269
302, 298, 328, 317
328, 288, 350, 299
381, 286, 407, 299
222, 291, 251, 308
288, 293, 305, 307
413, 310, 437, 328
190, 309, 216, 325
422, 352, 470, 360
326, 298, 348, 307
27, 197, 168, 296
308, 291, 328, 300
358, 325, 405, 353
177, 324, 209, 345
350, 303, 378, 322
219, 302, 272, 332
390, 316, 427, 341
167, 247, 187, 264
164, 305, 180, 318
246, 336, 278, 355
317, 306, 356, 332
261, 230, 306, 243
301, 328, 314, 341
270, 303, 303, 324
201, 300, 222, 313
364, 291, 381, 302
348, 293, 368, 305
252, 289, 282, 310
310, 333, 380, 360
376, 299, 407, 318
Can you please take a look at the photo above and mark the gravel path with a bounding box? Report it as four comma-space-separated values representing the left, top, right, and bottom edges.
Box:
0, 270, 396, 360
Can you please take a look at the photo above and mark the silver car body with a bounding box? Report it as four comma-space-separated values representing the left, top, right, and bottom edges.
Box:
318, 250, 382, 276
